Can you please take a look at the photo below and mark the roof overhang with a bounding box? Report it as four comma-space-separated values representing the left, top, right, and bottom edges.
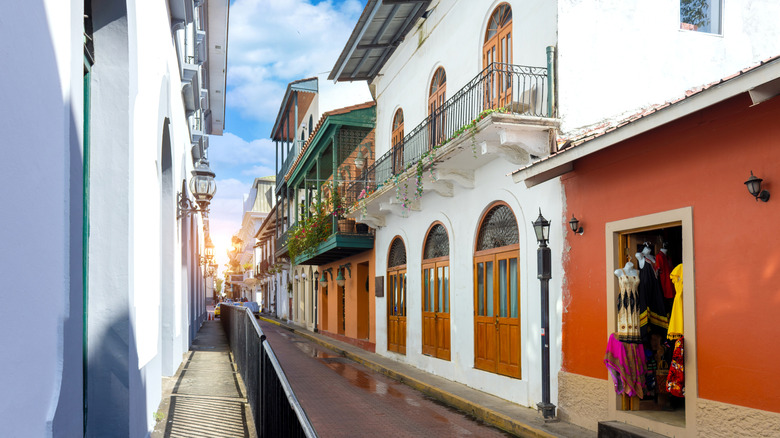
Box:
205, 0, 230, 135
512, 56, 780, 188
329, 0, 431, 82
271, 78, 319, 140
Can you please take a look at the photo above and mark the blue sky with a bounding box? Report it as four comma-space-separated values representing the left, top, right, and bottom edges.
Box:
208, 0, 372, 270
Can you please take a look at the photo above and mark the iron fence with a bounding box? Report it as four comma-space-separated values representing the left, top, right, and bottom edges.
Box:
366, 62, 550, 186
221, 305, 317, 438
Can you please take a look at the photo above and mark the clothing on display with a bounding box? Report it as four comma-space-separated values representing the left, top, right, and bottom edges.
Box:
667, 336, 685, 397
616, 271, 641, 343
638, 258, 668, 341
604, 333, 646, 398
656, 249, 675, 299
667, 263, 684, 339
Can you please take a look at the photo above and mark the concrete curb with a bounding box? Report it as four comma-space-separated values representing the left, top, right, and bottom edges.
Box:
258, 315, 556, 438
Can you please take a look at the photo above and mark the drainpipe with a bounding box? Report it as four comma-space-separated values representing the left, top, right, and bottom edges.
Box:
546, 46, 556, 118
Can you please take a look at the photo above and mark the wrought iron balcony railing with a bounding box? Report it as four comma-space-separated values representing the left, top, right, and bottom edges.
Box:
366, 62, 551, 186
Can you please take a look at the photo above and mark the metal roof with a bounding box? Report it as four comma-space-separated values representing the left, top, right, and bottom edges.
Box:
329, 0, 431, 82
270, 77, 319, 140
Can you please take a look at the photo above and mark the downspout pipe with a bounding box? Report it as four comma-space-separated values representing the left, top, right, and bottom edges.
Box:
546, 46, 556, 118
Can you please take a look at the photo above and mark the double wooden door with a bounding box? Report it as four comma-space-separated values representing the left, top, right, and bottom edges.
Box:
474, 250, 521, 378
422, 262, 450, 360
387, 269, 407, 354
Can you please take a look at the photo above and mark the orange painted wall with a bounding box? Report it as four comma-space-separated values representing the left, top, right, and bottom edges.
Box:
561, 93, 780, 412
319, 249, 376, 343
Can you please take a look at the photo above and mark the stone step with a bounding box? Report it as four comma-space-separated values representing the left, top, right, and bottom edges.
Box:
598, 421, 669, 438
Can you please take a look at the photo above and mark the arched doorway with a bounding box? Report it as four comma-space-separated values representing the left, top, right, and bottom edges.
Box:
483, 4, 513, 108
428, 67, 446, 147
474, 203, 521, 378
422, 223, 450, 361
392, 108, 404, 174
387, 237, 407, 354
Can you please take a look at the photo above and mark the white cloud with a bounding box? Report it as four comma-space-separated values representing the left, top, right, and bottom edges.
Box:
208, 132, 276, 167
227, 0, 371, 122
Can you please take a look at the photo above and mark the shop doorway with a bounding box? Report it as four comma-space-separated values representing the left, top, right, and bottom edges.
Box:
338, 284, 345, 335
616, 224, 685, 426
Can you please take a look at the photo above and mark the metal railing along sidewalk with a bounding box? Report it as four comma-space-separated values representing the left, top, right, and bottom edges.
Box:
221, 305, 318, 438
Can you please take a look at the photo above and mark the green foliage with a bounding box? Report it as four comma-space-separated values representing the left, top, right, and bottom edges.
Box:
680, 0, 711, 30
153, 410, 165, 423
215, 278, 223, 293
288, 199, 333, 262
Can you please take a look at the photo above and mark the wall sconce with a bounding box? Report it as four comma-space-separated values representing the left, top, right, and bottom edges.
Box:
319, 268, 332, 285
745, 171, 770, 202
568, 215, 584, 235
336, 263, 352, 287
177, 159, 217, 219
354, 146, 370, 170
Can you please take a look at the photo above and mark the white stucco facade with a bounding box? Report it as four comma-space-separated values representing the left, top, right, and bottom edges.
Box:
556, 0, 780, 133
1, 1, 228, 436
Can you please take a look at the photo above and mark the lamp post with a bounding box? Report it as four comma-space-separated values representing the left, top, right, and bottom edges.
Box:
532, 209, 556, 420
177, 159, 217, 222
313, 271, 320, 332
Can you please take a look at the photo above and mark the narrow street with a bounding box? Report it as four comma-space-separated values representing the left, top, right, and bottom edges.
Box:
257, 319, 512, 437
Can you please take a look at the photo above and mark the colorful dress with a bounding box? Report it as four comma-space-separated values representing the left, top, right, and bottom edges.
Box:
667, 264, 684, 339
666, 336, 685, 397
656, 251, 675, 299
638, 261, 668, 341
617, 274, 641, 343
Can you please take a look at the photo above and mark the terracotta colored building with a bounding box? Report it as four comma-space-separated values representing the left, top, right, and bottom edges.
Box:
513, 58, 780, 435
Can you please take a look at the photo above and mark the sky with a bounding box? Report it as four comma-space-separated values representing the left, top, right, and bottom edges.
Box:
207, 0, 372, 273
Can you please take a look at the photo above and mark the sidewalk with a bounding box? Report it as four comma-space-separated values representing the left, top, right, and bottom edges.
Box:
259, 314, 594, 438
152, 320, 257, 438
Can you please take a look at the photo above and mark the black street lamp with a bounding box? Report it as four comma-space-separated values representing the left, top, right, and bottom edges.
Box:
313, 271, 320, 332
532, 209, 556, 420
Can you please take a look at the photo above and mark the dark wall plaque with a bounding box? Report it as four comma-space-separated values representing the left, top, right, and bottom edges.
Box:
375, 275, 384, 297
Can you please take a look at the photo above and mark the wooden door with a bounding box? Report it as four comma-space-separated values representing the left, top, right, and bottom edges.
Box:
474, 254, 497, 372
434, 264, 451, 360
392, 109, 404, 174
495, 252, 520, 378
388, 270, 407, 354
483, 4, 513, 109
422, 265, 436, 356
321, 285, 329, 332
428, 68, 446, 147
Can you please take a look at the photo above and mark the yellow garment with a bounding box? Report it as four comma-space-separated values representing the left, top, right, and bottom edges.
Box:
668, 264, 683, 339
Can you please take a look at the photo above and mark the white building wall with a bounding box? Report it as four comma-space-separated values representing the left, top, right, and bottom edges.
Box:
373, 157, 564, 408
366, 0, 564, 410
1, 1, 84, 436
557, 0, 780, 133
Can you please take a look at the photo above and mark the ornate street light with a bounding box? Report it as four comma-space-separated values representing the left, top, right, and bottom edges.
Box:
532, 209, 556, 420
177, 159, 217, 219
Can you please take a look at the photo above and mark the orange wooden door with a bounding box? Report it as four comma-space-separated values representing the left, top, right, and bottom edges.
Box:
422, 263, 450, 360
434, 264, 451, 360
428, 68, 446, 148
474, 255, 497, 372
422, 266, 436, 356
495, 252, 520, 378
483, 4, 513, 109
392, 109, 404, 174
388, 270, 407, 354
321, 285, 329, 332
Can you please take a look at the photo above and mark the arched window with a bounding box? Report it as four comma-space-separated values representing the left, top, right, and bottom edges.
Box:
422, 223, 450, 360
392, 108, 404, 173
474, 203, 521, 378
428, 67, 447, 146
387, 237, 407, 354
308, 115, 313, 134
483, 4, 513, 108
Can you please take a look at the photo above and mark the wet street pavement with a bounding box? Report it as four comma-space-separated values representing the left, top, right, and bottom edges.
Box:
258, 319, 512, 437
